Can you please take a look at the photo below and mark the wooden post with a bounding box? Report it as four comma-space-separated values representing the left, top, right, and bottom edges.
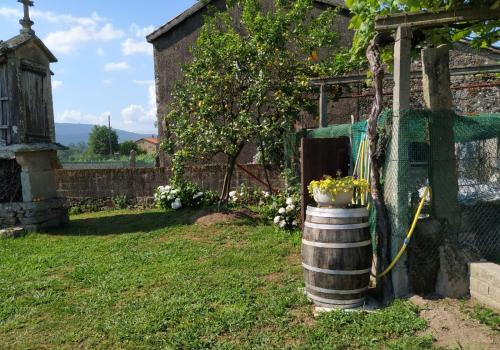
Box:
319, 84, 328, 128
421, 45, 460, 230
384, 26, 412, 298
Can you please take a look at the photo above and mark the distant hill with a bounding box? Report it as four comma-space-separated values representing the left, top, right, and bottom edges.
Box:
55, 123, 154, 146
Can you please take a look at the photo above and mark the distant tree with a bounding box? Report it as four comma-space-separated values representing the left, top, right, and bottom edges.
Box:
58, 142, 88, 162
88, 125, 119, 156
119, 140, 143, 156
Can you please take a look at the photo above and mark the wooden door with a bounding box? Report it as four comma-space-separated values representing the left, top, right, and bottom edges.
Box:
22, 67, 49, 142
300, 137, 351, 222
0, 63, 9, 146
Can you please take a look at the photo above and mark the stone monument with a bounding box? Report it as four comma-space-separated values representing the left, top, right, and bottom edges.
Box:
0, 0, 68, 231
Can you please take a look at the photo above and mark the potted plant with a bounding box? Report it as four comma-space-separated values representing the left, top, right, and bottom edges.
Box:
308, 174, 369, 208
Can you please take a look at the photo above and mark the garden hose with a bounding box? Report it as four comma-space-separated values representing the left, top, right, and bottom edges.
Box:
377, 186, 431, 278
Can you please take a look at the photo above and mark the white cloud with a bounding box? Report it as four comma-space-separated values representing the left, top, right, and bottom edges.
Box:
130, 23, 155, 38
122, 38, 152, 56
52, 80, 63, 89
97, 48, 105, 56
46, 23, 124, 54
56, 110, 109, 125
104, 62, 130, 72
103, 79, 112, 85
121, 83, 156, 126
0, 7, 21, 18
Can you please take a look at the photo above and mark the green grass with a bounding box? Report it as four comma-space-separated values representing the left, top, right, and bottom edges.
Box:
461, 301, 500, 331
1, 209, 433, 349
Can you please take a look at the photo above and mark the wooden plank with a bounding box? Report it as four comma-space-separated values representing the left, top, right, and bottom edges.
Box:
310, 64, 500, 86
0, 63, 9, 145
300, 137, 350, 223
375, 6, 500, 32
22, 68, 50, 141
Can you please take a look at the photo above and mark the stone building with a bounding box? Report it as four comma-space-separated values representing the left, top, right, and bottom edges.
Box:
136, 137, 160, 155
147, 0, 352, 167
148, 0, 499, 168
0, 0, 68, 231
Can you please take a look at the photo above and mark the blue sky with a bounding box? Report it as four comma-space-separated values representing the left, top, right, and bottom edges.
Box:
0, 0, 197, 134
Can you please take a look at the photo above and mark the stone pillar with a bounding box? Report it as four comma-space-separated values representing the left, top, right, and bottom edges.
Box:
385, 26, 413, 298
130, 149, 137, 169
421, 45, 460, 231
15, 149, 59, 202
319, 84, 328, 128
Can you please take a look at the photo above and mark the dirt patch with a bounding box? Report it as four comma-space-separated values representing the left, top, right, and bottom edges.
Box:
192, 208, 259, 226
411, 295, 500, 350
263, 271, 286, 282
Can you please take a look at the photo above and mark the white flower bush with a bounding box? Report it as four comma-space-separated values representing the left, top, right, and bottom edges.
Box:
154, 182, 218, 211
264, 193, 301, 231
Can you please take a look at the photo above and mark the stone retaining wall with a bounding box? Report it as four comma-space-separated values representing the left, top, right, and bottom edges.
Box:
55, 164, 282, 204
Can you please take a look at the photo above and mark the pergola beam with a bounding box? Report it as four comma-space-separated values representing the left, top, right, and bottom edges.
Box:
310, 63, 500, 86
375, 6, 500, 32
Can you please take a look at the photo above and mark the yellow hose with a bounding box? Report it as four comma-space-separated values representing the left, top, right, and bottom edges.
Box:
377, 187, 431, 278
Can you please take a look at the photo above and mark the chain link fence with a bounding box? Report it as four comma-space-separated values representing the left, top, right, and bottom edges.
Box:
0, 159, 22, 204
287, 109, 500, 293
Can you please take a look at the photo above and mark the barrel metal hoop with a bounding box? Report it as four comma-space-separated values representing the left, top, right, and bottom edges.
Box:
304, 222, 369, 230
306, 293, 366, 306
305, 283, 368, 295
302, 239, 372, 249
306, 206, 368, 218
302, 263, 371, 275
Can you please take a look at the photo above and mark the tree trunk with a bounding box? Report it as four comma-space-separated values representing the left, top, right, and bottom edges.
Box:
366, 34, 394, 305
219, 144, 244, 207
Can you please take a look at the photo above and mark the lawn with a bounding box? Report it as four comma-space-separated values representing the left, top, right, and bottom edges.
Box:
0, 209, 434, 350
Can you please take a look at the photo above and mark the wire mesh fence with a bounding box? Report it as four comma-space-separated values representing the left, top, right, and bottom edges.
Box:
0, 159, 22, 203
288, 109, 500, 292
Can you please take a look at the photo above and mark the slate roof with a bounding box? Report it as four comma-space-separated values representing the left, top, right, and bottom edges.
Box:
147, 0, 347, 43
0, 33, 57, 63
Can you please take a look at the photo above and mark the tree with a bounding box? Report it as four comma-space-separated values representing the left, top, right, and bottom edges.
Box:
164, 0, 341, 203
88, 125, 119, 157
119, 140, 143, 156
345, 0, 500, 70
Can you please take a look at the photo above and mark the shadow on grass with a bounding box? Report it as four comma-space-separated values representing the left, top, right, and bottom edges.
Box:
49, 209, 199, 236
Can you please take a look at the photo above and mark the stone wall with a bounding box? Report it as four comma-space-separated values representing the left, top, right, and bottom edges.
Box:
55, 164, 282, 204
0, 198, 68, 231
150, 0, 354, 166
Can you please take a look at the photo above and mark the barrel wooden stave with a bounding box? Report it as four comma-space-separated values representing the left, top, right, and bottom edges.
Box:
302, 206, 372, 309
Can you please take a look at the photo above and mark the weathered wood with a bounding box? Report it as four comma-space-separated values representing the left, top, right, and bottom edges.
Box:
319, 84, 328, 128
375, 6, 500, 32
0, 64, 9, 146
366, 33, 394, 304
310, 63, 500, 86
22, 67, 49, 141
302, 206, 372, 309
300, 137, 350, 223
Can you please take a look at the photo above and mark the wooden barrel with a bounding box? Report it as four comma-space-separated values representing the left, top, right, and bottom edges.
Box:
302, 206, 372, 309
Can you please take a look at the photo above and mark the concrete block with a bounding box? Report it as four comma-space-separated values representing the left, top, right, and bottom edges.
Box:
470, 277, 490, 296
470, 262, 500, 283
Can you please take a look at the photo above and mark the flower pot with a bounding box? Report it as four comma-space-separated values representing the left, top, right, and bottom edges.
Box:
312, 188, 353, 208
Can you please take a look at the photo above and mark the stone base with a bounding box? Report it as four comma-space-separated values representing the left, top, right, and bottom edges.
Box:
0, 198, 69, 232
